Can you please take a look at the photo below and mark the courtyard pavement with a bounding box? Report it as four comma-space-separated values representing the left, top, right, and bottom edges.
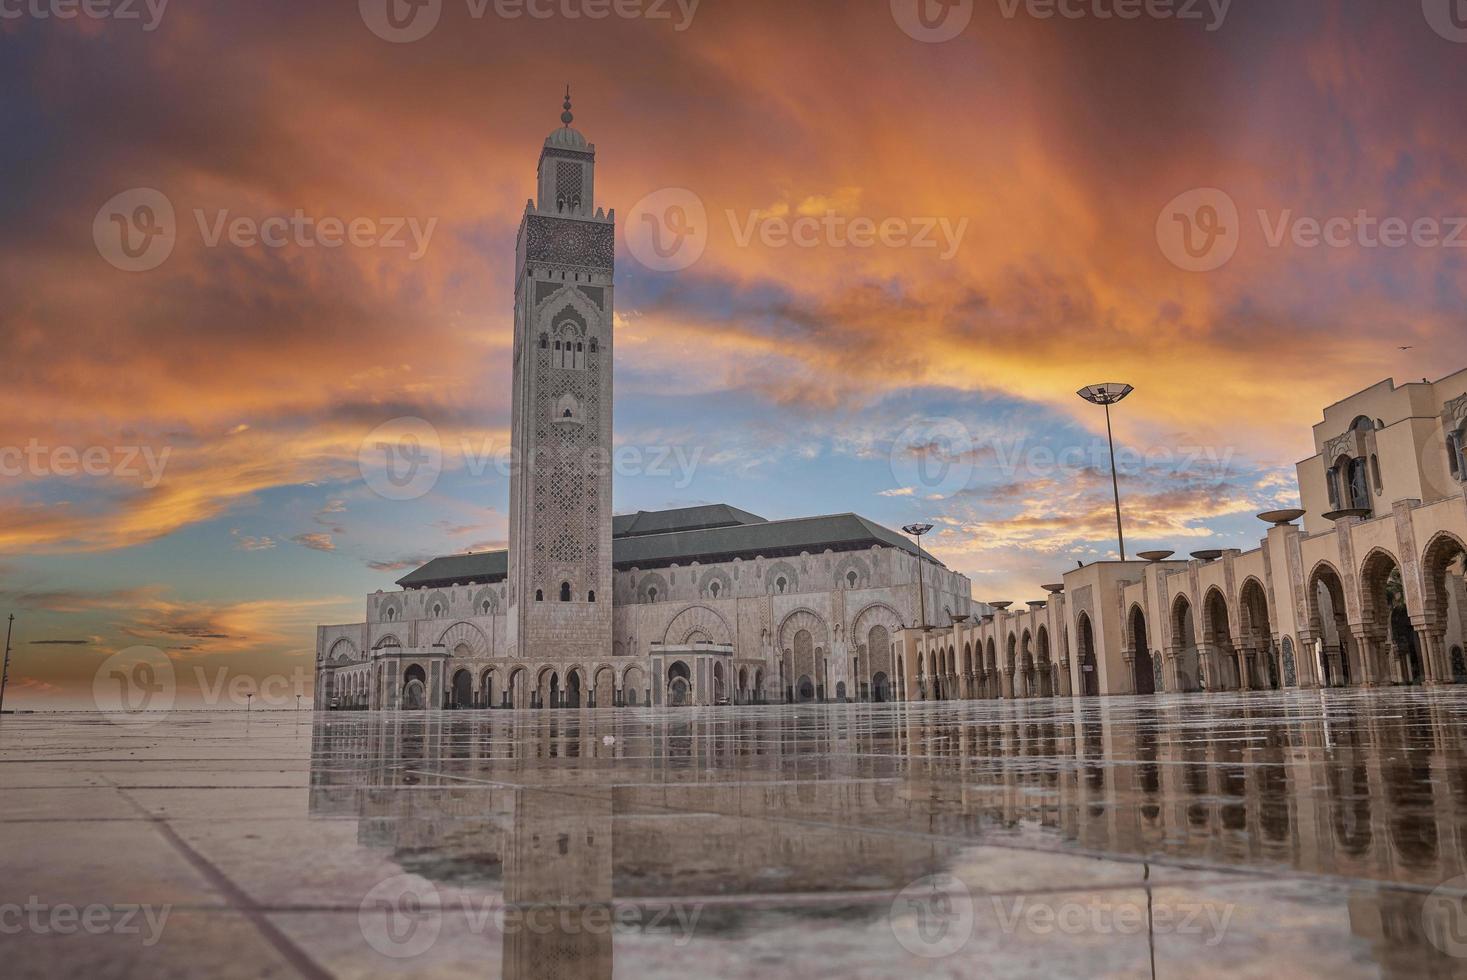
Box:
4, 690, 1467, 977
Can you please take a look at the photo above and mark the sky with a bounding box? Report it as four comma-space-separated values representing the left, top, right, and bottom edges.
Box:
2, 0, 1465, 707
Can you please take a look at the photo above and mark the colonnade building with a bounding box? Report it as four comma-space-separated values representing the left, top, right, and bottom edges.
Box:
910, 369, 1467, 701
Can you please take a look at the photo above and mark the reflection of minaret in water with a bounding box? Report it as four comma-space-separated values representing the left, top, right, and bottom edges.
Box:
503, 785, 613, 980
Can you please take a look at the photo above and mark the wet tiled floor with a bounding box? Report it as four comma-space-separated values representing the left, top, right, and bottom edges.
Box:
5, 690, 1467, 977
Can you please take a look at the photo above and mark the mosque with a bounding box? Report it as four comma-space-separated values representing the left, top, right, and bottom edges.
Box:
314, 97, 979, 711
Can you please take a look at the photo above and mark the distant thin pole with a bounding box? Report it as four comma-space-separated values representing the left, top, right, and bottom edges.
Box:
0, 615, 14, 715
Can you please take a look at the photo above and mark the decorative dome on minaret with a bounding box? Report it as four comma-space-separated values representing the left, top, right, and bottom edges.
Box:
546, 84, 588, 150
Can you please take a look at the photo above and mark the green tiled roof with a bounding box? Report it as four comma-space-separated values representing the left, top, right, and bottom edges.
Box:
395, 506, 941, 589
612, 504, 767, 538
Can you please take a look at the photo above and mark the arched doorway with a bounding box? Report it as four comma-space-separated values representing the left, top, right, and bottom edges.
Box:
753, 668, 764, 703
1036, 626, 1054, 697
1203, 588, 1237, 690
984, 638, 997, 698
667, 661, 691, 706
1130, 606, 1155, 695
481, 669, 495, 709
1422, 532, 1467, 684
594, 667, 615, 707
1020, 631, 1036, 699
1240, 579, 1279, 689
402, 664, 427, 710
451, 668, 473, 709
1360, 549, 1420, 685
713, 662, 727, 703
1005, 634, 1018, 699
1078, 614, 1099, 697
1307, 563, 1353, 687
872, 671, 891, 702
796, 675, 815, 702
539, 669, 560, 709
565, 669, 582, 708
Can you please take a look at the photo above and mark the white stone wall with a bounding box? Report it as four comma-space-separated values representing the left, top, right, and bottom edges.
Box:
315, 544, 979, 708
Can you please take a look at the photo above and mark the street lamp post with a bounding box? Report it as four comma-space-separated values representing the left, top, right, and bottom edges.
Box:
0, 615, 13, 716
902, 524, 935, 631
1078, 383, 1135, 561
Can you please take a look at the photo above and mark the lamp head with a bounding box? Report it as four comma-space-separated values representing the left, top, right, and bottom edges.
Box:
902, 523, 935, 537
1078, 383, 1135, 406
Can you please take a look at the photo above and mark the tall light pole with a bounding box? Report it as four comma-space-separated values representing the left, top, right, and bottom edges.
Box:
0, 615, 14, 715
902, 524, 935, 631
1078, 383, 1135, 561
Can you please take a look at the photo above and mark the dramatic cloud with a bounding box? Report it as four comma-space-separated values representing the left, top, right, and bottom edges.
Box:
1, 1, 1462, 702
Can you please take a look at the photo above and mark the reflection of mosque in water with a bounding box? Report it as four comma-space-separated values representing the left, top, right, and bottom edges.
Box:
311, 696, 1467, 971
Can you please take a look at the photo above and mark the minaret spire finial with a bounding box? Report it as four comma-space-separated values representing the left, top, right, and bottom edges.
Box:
561, 85, 573, 128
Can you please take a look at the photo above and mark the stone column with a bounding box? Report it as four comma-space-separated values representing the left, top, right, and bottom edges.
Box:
1350, 629, 1381, 687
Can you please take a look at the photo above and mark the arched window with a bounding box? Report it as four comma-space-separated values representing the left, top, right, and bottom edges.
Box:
576, 342, 584, 353
589, 338, 598, 354
481, 601, 491, 615
1450, 425, 1467, 482
846, 570, 858, 589
385, 608, 396, 621
560, 582, 572, 603
648, 586, 658, 603
563, 408, 573, 418
776, 577, 788, 594
535, 589, 544, 602
588, 590, 596, 603
1370, 454, 1382, 494
432, 603, 442, 617
538, 334, 548, 350
709, 581, 720, 598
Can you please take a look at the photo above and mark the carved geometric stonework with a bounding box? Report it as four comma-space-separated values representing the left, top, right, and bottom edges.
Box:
1445, 393, 1467, 425
522, 214, 615, 272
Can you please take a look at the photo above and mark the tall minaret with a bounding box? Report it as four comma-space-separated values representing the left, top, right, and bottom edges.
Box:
506, 90, 616, 667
